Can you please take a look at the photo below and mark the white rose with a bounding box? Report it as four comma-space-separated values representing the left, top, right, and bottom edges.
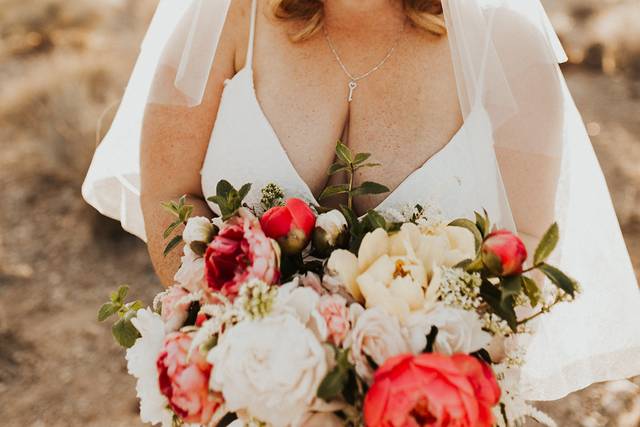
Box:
208, 314, 328, 427
314, 210, 348, 246
183, 216, 215, 246
409, 304, 491, 355
173, 245, 204, 292
345, 305, 413, 382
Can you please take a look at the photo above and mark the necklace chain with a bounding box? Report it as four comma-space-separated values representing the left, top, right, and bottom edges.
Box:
323, 21, 405, 102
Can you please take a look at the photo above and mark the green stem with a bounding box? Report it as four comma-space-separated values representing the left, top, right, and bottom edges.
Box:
347, 163, 355, 210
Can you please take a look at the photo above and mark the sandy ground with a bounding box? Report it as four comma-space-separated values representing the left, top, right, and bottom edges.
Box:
0, 0, 639, 426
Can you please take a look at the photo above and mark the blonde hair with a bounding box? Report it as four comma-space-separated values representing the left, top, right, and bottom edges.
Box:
270, 0, 446, 41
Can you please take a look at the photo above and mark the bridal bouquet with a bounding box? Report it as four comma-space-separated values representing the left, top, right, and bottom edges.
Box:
100, 144, 578, 427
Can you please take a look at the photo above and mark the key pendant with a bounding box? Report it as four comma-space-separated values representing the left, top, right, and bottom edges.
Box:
348, 80, 358, 102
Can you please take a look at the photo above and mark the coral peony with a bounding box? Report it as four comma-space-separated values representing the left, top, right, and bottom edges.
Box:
481, 230, 528, 276
260, 198, 316, 254
364, 353, 500, 427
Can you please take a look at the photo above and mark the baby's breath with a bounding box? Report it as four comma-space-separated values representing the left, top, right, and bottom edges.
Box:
260, 183, 285, 211
236, 279, 277, 319
437, 267, 483, 311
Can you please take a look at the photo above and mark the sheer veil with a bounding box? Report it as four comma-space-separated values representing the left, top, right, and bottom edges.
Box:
82, 0, 640, 401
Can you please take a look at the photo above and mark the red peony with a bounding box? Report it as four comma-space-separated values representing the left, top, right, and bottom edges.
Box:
260, 198, 316, 254
364, 353, 501, 427
204, 213, 280, 300
481, 230, 528, 275
157, 332, 223, 424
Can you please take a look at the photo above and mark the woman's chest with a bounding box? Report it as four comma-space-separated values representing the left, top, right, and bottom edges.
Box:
245, 23, 463, 211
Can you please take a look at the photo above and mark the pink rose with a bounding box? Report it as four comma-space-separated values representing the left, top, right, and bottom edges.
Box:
364, 353, 501, 427
159, 286, 191, 332
157, 332, 223, 424
260, 198, 316, 254
317, 294, 350, 346
204, 214, 280, 300
481, 230, 528, 276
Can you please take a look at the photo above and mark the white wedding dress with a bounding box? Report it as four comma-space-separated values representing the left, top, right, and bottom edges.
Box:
201, 0, 513, 229
82, 0, 640, 402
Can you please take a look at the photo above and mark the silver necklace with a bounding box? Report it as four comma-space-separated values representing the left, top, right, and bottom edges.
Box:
323, 21, 405, 102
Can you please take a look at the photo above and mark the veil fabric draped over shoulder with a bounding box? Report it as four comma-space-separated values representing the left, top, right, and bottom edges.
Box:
82, 0, 640, 401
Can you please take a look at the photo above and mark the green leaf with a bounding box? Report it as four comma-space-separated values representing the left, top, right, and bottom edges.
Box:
534, 223, 559, 265
317, 349, 352, 401
112, 314, 140, 349
500, 275, 522, 304
163, 219, 183, 239
163, 234, 183, 257
327, 163, 350, 175
160, 201, 179, 216
353, 152, 371, 165
539, 263, 577, 297
179, 205, 194, 223
449, 218, 483, 252
474, 212, 489, 238
480, 280, 517, 331
335, 141, 353, 164
97, 302, 119, 322
318, 184, 350, 201
238, 183, 252, 201
522, 275, 541, 307
216, 180, 235, 198
482, 250, 503, 275
362, 210, 387, 231
116, 285, 129, 303
351, 182, 390, 197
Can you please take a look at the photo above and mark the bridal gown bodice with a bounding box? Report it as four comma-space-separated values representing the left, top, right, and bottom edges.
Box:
200, 65, 514, 227
201, 0, 514, 227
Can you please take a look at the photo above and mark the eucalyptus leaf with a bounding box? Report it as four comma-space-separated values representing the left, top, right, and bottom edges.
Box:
539, 263, 577, 297
534, 222, 559, 265
449, 218, 482, 252
362, 210, 387, 231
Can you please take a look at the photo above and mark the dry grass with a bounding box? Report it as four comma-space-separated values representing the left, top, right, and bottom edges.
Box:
0, 0, 638, 426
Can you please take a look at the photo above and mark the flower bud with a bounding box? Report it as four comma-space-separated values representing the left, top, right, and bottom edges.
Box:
481, 230, 527, 276
183, 217, 217, 255
312, 210, 349, 257
260, 198, 316, 255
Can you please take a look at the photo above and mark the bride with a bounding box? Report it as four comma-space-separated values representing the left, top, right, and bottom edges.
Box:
84, 0, 640, 405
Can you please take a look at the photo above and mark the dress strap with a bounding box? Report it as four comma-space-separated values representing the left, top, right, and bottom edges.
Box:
246, 0, 258, 68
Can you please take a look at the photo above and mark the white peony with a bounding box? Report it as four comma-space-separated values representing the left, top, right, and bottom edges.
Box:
345, 305, 413, 382
183, 216, 215, 245
408, 304, 492, 355
126, 309, 173, 427
173, 245, 204, 292
208, 313, 329, 427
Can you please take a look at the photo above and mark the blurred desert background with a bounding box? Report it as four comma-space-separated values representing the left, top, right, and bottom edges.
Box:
0, 0, 639, 425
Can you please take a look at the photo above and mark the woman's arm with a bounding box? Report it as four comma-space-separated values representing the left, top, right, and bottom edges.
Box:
140, 0, 250, 286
